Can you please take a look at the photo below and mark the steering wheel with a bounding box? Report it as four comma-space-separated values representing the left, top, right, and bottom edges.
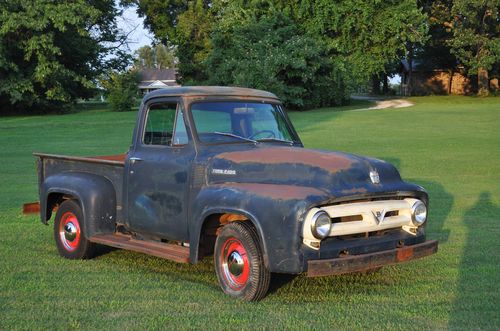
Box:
249, 130, 275, 140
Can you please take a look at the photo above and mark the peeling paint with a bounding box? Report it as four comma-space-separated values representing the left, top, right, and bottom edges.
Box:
217, 147, 355, 173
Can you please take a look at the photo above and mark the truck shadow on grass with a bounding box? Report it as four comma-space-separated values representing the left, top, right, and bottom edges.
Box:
448, 192, 500, 329
383, 157, 452, 244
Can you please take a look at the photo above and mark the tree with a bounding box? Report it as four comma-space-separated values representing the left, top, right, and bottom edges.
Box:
448, 0, 500, 95
155, 44, 176, 69
419, 0, 459, 94
135, 45, 155, 68
101, 70, 140, 112
0, 1, 130, 114
127, 0, 212, 83
297, 0, 428, 89
134, 44, 176, 69
206, 10, 348, 109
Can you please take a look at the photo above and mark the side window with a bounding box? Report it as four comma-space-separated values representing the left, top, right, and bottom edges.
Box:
143, 102, 188, 146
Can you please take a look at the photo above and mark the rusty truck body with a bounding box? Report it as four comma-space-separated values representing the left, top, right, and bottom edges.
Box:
32, 86, 438, 301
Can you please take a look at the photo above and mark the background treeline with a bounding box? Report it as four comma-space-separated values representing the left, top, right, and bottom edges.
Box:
129, 0, 429, 108
0, 0, 130, 114
0, 0, 498, 114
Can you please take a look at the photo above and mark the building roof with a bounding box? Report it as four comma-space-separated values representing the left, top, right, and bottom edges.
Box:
144, 86, 279, 101
139, 68, 177, 82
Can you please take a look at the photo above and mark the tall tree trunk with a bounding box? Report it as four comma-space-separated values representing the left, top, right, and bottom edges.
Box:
447, 69, 454, 94
371, 75, 381, 95
478, 68, 489, 96
407, 46, 414, 96
382, 75, 389, 94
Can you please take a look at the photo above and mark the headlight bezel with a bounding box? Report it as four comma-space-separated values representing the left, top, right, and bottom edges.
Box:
310, 210, 332, 239
411, 200, 427, 226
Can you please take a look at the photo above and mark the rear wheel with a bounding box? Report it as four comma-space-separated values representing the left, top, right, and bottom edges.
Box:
214, 222, 270, 301
54, 199, 96, 259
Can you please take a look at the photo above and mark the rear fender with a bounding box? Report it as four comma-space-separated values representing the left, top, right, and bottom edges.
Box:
41, 172, 116, 237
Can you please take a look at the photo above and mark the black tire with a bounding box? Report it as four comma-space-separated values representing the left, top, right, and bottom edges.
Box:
54, 199, 96, 259
214, 222, 270, 301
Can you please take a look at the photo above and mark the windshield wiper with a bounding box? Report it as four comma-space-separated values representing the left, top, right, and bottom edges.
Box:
213, 132, 257, 144
257, 137, 294, 145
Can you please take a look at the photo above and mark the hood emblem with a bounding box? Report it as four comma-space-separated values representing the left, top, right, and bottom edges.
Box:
370, 170, 380, 184
372, 209, 386, 224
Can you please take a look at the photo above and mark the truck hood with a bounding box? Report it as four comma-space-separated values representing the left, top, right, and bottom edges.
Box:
207, 146, 415, 198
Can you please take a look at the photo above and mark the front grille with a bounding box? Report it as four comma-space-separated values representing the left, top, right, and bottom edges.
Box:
332, 215, 363, 223
320, 198, 416, 237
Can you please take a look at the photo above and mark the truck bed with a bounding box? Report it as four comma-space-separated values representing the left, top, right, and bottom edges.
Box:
34, 152, 126, 221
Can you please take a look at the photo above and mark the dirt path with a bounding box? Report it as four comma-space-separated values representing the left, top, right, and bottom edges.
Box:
351, 96, 414, 111
368, 99, 414, 109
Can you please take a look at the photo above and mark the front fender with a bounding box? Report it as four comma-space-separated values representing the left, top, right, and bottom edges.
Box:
41, 172, 116, 237
189, 183, 329, 273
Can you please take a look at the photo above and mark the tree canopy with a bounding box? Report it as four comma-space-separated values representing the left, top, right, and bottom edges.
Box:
134, 44, 176, 69
127, 0, 431, 108
0, 0, 130, 113
1, 0, 497, 114
448, 0, 500, 95
206, 9, 347, 108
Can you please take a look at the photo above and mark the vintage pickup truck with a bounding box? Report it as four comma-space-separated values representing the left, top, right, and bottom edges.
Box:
30, 86, 437, 301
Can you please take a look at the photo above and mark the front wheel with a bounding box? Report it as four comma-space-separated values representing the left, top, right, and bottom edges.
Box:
54, 199, 96, 259
214, 222, 270, 301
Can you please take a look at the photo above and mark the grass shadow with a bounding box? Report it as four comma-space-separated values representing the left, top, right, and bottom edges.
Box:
382, 157, 452, 243
448, 192, 500, 329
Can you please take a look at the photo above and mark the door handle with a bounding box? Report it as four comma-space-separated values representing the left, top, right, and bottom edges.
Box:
129, 157, 143, 163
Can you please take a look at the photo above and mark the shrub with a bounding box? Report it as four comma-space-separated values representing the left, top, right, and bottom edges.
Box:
102, 70, 140, 112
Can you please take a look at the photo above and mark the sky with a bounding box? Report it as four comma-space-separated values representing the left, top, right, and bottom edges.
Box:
117, 5, 154, 53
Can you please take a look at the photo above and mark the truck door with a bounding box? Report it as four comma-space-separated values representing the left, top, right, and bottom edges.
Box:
125, 98, 194, 241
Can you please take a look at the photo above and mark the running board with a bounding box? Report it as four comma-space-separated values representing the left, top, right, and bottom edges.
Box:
89, 234, 190, 263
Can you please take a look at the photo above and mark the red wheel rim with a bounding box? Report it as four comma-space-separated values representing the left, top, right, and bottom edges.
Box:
220, 237, 250, 290
59, 212, 81, 252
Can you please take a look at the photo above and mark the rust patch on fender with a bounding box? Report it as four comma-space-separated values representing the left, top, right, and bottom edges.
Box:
219, 183, 327, 200
220, 213, 248, 224
217, 147, 354, 173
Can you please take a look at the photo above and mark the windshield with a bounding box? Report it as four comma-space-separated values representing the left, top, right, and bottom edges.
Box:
191, 102, 297, 144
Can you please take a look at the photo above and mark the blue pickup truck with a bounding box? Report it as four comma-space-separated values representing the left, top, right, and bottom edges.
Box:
32, 86, 438, 301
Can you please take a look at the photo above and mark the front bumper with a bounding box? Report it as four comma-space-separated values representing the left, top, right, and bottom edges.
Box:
307, 240, 438, 277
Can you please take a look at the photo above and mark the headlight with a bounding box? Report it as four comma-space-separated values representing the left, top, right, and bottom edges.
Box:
311, 211, 331, 239
411, 200, 427, 226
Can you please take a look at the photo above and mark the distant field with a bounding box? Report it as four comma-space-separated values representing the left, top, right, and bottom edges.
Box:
0, 96, 498, 329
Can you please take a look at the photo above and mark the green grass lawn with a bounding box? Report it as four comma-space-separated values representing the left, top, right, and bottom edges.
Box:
0, 96, 498, 329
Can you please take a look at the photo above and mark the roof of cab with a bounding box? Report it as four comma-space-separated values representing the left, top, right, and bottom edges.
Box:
144, 86, 279, 101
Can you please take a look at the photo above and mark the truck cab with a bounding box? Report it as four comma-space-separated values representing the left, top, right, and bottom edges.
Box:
33, 86, 438, 301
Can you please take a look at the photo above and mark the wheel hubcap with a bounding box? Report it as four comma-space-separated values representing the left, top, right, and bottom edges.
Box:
59, 212, 81, 252
64, 222, 77, 242
227, 250, 244, 276
221, 238, 250, 290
